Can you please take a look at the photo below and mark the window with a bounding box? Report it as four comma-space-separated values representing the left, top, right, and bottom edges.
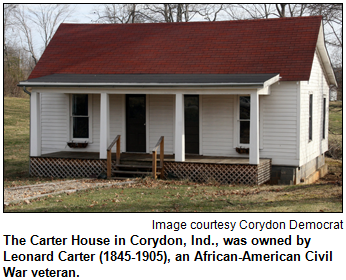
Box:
239, 96, 250, 144
309, 94, 313, 141
71, 94, 90, 139
323, 97, 326, 139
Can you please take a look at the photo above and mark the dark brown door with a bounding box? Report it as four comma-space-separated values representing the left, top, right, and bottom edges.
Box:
126, 95, 146, 152
184, 95, 199, 154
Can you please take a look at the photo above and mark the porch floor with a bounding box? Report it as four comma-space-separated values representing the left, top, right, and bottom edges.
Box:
40, 151, 269, 165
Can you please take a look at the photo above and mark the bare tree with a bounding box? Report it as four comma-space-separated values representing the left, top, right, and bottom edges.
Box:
225, 4, 274, 19
13, 5, 38, 65
93, 4, 144, 24
93, 4, 230, 24
307, 4, 342, 48
29, 4, 76, 50
14, 4, 75, 66
4, 4, 17, 43
197, 4, 225, 21
141, 4, 200, 23
227, 4, 308, 20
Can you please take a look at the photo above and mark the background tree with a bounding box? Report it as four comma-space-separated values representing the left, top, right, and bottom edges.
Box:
14, 4, 75, 67
93, 4, 143, 24
142, 4, 199, 23
93, 4, 225, 23
4, 4, 25, 97
4, 4, 75, 97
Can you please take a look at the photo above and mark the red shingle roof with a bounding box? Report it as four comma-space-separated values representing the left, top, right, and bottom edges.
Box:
29, 16, 322, 81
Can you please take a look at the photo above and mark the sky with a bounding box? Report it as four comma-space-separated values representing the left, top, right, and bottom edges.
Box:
66, 4, 98, 23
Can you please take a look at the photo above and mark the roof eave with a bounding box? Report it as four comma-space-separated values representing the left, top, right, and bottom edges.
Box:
18, 82, 265, 88
316, 23, 337, 86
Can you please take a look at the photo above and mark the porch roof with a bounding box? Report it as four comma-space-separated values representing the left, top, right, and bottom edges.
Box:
19, 73, 279, 87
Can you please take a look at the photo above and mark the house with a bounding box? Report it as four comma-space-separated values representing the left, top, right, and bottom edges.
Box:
19, 16, 336, 185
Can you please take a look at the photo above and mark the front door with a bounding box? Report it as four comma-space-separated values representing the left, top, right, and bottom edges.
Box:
126, 95, 146, 152
184, 95, 199, 154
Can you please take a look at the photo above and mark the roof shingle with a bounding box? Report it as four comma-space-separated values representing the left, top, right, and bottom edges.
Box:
28, 16, 322, 81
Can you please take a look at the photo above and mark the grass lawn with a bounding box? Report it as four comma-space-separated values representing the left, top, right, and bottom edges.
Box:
4, 175, 342, 212
4, 97, 68, 188
3, 97, 343, 212
329, 101, 342, 135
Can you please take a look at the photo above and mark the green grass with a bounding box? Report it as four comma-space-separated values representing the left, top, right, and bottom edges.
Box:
329, 101, 342, 135
4, 97, 65, 188
3, 97, 343, 212
4, 97, 30, 179
328, 101, 342, 159
4, 177, 342, 212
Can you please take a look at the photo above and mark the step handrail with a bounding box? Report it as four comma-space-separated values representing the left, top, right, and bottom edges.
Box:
152, 136, 164, 179
107, 135, 121, 178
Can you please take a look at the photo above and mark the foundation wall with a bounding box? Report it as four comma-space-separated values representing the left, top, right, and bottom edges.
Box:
270, 154, 326, 185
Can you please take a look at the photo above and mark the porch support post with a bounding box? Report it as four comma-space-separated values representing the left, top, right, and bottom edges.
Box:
249, 91, 259, 164
175, 93, 185, 161
100, 93, 110, 159
30, 91, 41, 156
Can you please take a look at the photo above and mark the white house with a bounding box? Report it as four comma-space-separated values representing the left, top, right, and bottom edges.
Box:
19, 16, 336, 185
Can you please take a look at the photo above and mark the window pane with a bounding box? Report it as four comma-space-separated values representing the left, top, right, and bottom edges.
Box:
72, 94, 88, 116
309, 94, 313, 141
73, 117, 89, 138
240, 121, 250, 144
240, 96, 250, 119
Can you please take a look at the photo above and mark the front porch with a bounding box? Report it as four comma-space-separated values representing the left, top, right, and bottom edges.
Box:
30, 152, 271, 185
27, 75, 280, 186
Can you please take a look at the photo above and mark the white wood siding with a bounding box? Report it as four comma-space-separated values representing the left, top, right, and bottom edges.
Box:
148, 95, 174, 154
299, 52, 329, 166
201, 95, 236, 156
260, 81, 299, 165
41, 93, 68, 154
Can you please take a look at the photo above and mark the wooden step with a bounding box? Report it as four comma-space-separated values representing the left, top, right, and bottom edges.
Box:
116, 164, 152, 169
113, 170, 160, 176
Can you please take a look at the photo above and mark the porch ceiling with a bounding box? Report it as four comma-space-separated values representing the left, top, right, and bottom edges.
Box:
19, 73, 279, 87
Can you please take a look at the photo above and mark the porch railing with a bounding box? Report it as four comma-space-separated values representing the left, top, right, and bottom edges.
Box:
152, 136, 164, 179
107, 135, 121, 178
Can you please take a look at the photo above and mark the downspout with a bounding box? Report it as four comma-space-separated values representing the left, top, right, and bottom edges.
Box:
23, 86, 31, 96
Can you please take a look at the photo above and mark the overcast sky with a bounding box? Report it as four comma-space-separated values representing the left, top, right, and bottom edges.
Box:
65, 4, 97, 23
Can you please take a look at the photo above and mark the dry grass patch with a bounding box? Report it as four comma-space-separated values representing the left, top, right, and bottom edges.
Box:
5, 175, 342, 212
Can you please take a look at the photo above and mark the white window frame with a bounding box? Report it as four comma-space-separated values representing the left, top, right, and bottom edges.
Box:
322, 96, 326, 140
235, 95, 250, 148
233, 95, 263, 149
69, 94, 93, 143
308, 93, 313, 142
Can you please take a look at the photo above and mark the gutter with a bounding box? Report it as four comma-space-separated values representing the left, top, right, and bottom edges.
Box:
18, 82, 265, 88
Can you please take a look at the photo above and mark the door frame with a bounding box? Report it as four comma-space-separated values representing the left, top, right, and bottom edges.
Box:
184, 94, 200, 155
125, 94, 146, 153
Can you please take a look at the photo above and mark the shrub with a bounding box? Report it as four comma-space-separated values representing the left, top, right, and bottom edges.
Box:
326, 137, 342, 160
